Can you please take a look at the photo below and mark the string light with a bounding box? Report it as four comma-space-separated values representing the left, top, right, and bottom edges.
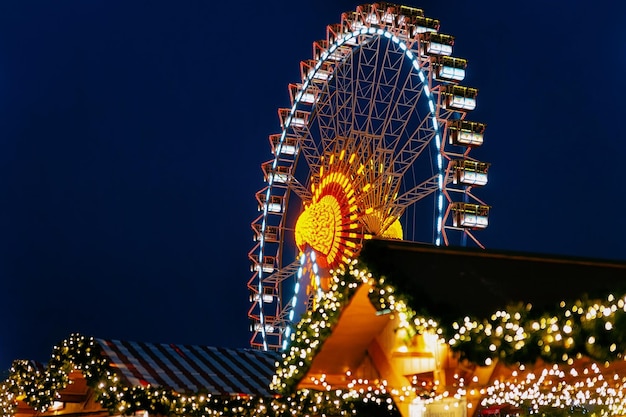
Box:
1, 331, 401, 417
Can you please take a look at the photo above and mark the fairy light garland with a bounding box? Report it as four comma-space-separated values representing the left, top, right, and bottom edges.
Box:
0, 332, 400, 417
272, 260, 373, 394
448, 294, 626, 366
274, 259, 626, 416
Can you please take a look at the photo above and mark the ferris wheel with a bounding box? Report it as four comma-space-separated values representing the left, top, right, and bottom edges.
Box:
248, 2, 490, 350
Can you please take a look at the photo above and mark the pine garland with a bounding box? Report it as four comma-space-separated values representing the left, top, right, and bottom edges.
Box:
0, 331, 399, 417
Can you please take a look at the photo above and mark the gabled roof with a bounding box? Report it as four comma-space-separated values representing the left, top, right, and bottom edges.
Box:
97, 339, 279, 396
359, 239, 626, 322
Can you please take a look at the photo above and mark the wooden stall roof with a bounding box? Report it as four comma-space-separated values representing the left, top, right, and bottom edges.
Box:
359, 239, 626, 323
96, 338, 279, 396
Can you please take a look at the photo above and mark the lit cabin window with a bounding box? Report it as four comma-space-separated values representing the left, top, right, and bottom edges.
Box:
252, 322, 275, 333
279, 109, 309, 130
451, 203, 490, 229
262, 161, 292, 184
452, 159, 490, 186
269, 134, 299, 156
435, 56, 467, 81
301, 59, 332, 83
422, 33, 454, 56
290, 83, 318, 105
441, 85, 478, 111
250, 317, 278, 334
398, 5, 425, 19
249, 287, 275, 304
256, 192, 284, 213
252, 223, 279, 243
413, 15, 440, 33
447, 120, 486, 147
250, 255, 276, 274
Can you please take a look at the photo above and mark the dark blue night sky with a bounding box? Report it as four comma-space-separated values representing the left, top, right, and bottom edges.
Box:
1, 0, 625, 371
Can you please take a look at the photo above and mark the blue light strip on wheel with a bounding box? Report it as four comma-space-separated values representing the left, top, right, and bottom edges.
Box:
268, 25, 445, 351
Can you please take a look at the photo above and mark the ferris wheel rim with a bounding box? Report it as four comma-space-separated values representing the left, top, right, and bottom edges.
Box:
256, 27, 443, 351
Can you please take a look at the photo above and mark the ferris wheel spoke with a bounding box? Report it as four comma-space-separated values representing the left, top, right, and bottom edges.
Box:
355, 38, 383, 135
367, 41, 406, 137
391, 116, 436, 178
390, 175, 441, 216
380, 68, 426, 151
296, 133, 322, 176
287, 176, 312, 202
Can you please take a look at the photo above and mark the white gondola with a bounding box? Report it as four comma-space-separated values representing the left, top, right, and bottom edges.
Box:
458, 169, 488, 186
289, 116, 306, 128
256, 192, 284, 213
448, 94, 476, 110
266, 196, 283, 213
453, 160, 489, 186
422, 33, 454, 56
290, 83, 319, 105
327, 45, 352, 61
448, 120, 485, 147
381, 11, 395, 24
250, 255, 276, 274
451, 203, 489, 229
365, 13, 379, 25
308, 67, 330, 81
414, 16, 439, 33
262, 161, 291, 184
350, 19, 367, 32
279, 109, 309, 130
456, 130, 482, 146
450, 128, 483, 146
252, 223, 279, 243
315, 41, 351, 62
297, 90, 316, 104
250, 287, 275, 304
269, 134, 299, 156
252, 322, 276, 333
439, 65, 465, 81
436, 57, 466, 81
301, 59, 332, 83
250, 293, 274, 303
427, 41, 452, 56
442, 86, 477, 111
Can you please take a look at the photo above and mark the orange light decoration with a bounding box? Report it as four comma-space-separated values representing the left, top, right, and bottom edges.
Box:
295, 170, 361, 270
295, 167, 403, 272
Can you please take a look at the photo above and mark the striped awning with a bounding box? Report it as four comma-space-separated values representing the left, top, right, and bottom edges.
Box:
96, 338, 279, 397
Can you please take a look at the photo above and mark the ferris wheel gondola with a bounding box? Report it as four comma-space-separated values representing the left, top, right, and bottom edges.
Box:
248, 2, 490, 351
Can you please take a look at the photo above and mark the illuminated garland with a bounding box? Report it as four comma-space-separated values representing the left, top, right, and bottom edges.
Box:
272, 260, 369, 395
274, 259, 626, 416
448, 294, 626, 366
0, 383, 15, 417
3, 334, 108, 414
0, 333, 399, 417
481, 363, 626, 416
367, 265, 626, 416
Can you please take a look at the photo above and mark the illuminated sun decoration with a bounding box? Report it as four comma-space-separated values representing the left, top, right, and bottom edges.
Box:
295, 167, 403, 273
